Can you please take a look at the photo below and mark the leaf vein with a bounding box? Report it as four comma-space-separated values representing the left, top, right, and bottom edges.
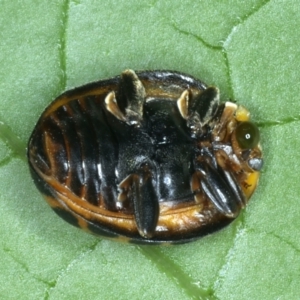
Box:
0, 120, 26, 161
212, 213, 246, 292
138, 246, 218, 300
224, 0, 273, 48
2, 246, 52, 288
44, 239, 100, 300
58, 0, 71, 92
257, 115, 300, 128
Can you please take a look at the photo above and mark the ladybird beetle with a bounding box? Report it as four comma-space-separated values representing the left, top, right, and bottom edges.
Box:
28, 70, 263, 244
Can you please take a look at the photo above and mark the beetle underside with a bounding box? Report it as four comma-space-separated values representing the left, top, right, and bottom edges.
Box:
28, 69, 263, 243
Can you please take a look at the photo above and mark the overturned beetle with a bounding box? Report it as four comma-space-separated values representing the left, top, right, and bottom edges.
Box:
28, 70, 263, 244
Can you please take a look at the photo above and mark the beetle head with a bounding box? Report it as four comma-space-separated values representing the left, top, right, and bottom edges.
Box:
211, 102, 263, 183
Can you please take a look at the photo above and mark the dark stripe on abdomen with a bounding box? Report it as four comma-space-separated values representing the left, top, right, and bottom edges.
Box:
54, 105, 84, 196
83, 97, 118, 210
68, 99, 101, 205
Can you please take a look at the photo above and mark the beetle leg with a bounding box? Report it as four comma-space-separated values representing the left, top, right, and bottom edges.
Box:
104, 69, 146, 126
194, 161, 240, 218
177, 87, 219, 126
119, 163, 159, 238
191, 87, 219, 125
114, 69, 146, 126
132, 163, 159, 238
220, 168, 247, 207
213, 148, 247, 207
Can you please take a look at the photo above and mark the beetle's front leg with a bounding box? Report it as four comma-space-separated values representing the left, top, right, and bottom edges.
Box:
192, 159, 242, 218
118, 163, 159, 238
213, 148, 247, 207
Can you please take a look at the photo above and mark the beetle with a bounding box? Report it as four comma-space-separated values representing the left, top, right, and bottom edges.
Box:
28, 69, 263, 244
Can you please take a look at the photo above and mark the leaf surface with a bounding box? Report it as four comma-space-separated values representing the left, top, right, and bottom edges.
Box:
0, 1, 299, 299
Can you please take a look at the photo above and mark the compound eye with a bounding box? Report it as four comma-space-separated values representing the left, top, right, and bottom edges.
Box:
235, 121, 260, 149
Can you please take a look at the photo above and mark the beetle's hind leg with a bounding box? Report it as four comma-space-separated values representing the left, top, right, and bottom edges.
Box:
118, 163, 159, 238
105, 69, 146, 126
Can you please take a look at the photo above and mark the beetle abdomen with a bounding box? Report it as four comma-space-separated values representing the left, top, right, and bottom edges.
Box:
29, 96, 119, 207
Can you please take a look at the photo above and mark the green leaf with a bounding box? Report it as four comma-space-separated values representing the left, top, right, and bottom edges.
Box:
1, 0, 299, 299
